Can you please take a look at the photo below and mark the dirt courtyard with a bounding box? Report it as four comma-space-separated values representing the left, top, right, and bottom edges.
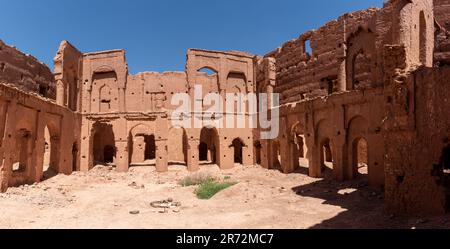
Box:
0, 164, 448, 229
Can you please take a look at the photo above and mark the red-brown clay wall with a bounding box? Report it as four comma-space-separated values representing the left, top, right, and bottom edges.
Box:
126, 72, 187, 112
0, 83, 81, 192
385, 67, 450, 215
434, 0, 450, 29
54, 41, 83, 111
266, 9, 381, 104
435, 0, 450, 66
0, 40, 55, 99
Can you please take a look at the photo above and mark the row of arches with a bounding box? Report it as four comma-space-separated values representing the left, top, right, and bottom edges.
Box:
267, 115, 373, 184
90, 124, 247, 168
316, 116, 371, 180
9, 122, 78, 185
317, 137, 368, 177
196, 67, 249, 96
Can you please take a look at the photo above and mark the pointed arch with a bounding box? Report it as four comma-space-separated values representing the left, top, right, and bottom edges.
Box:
346, 27, 376, 90
99, 84, 112, 113
231, 137, 246, 164
197, 67, 218, 76
347, 115, 370, 180
129, 123, 155, 165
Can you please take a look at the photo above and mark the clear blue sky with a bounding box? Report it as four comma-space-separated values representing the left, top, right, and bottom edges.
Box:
0, 0, 383, 74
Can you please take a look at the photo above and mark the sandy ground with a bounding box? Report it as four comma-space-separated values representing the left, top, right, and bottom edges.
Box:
0, 164, 449, 229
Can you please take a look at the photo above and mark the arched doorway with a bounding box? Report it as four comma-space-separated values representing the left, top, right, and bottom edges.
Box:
199, 127, 219, 165
144, 135, 156, 161
347, 116, 370, 180
345, 28, 376, 90
353, 138, 368, 177
129, 134, 155, 165
92, 122, 116, 166
93, 71, 118, 113
321, 138, 333, 173
291, 122, 308, 170
103, 145, 115, 164
72, 142, 78, 172
231, 138, 245, 165
199, 142, 209, 161
129, 124, 155, 166
271, 140, 281, 170
13, 129, 31, 174
42, 124, 60, 180
197, 67, 219, 98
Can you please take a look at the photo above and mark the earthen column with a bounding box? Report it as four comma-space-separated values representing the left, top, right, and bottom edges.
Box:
79, 119, 93, 172
115, 141, 129, 172
187, 139, 200, 172
219, 136, 234, 170
155, 139, 168, 172
367, 133, 385, 188
332, 143, 346, 181
310, 143, 324, 178
56, 80, 65, 106
259, 140, 270, 169
279, 137, 293, 173
242, 138, 254, 167
31, 111, 46, 182
58, 114, 76, 175
337, 59, 347, 91
133, 136, 145, 163
24, 129, 37, 185
0, 101, 17, 192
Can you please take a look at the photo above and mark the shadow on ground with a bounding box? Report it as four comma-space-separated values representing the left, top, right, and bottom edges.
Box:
291, 169, 450, 229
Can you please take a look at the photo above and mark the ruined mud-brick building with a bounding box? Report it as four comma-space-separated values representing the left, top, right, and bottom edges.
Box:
1, 0, 450, 215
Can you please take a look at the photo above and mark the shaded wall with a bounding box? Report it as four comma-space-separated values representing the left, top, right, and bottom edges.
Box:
0, 83, 81, 192
384, 67, 450, 215
0, 40, 55, 99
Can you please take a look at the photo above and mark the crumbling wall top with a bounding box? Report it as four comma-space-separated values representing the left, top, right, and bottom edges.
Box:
0, 39, 55, 99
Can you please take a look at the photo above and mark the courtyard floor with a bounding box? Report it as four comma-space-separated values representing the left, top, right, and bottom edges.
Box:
0, 164, 449, 229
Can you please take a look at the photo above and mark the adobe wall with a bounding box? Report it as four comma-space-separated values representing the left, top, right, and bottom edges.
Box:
393, 0, 434, 68
0, 40, 55, 99
266, 89, 386, 188
434, 0, 450, 66
254, 0, 437, 214
265, 8, 384, 105
434, 0, 450, 29
1, 0, 447, 216
185, 49, 256, 171
384, 66, 450, 215
74, 47, 257, 174
0, 83, 81, 192
127, 72, 187, 112
54, 41, 83, 111
266, 0, 434, 106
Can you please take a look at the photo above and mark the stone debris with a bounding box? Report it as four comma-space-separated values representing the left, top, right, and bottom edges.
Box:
128, 182, 145, 189
150, 198, 182, 214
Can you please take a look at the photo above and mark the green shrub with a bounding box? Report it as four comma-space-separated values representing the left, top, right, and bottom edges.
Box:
195, 181, 237, 199
179, 173, 215, 187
